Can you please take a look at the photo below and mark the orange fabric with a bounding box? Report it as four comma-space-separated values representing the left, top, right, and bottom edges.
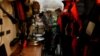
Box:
57, 2, 70, 32
78, 20, 82, 32
57, 16, 62, 32
23, 40, 27, 48
70, 22, 77, 56
62, 1, 83, 56
83, 45, 88, 56
96, 0, 100, 5
62, 2, 71, 15
71, 2, 79, 21
16, 1, 25, 21
72, 37, 78, 56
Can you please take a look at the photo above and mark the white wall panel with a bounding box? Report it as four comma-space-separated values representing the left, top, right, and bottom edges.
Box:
32, 0, 64, 11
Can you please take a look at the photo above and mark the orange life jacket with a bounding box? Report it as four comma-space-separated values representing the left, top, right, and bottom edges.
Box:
96, 0, 100, 5
16, 0, 25, 21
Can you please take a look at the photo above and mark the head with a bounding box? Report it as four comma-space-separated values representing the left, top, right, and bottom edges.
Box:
31, 1, 40, 15
55, 8, 62, 16
46, 10, 52, 17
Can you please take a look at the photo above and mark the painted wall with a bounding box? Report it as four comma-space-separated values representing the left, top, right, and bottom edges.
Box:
32, 0, 64, 12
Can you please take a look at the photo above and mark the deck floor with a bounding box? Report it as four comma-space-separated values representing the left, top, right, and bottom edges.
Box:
11, 42, 43, 56
22, 45, 42, 56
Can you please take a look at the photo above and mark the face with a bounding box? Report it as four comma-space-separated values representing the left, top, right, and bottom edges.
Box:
32, 1, 40, 14
55, 9, 62, 16
46, 11, 52, 17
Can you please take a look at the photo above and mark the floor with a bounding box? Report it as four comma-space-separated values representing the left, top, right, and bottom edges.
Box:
11, 42, 43, 56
